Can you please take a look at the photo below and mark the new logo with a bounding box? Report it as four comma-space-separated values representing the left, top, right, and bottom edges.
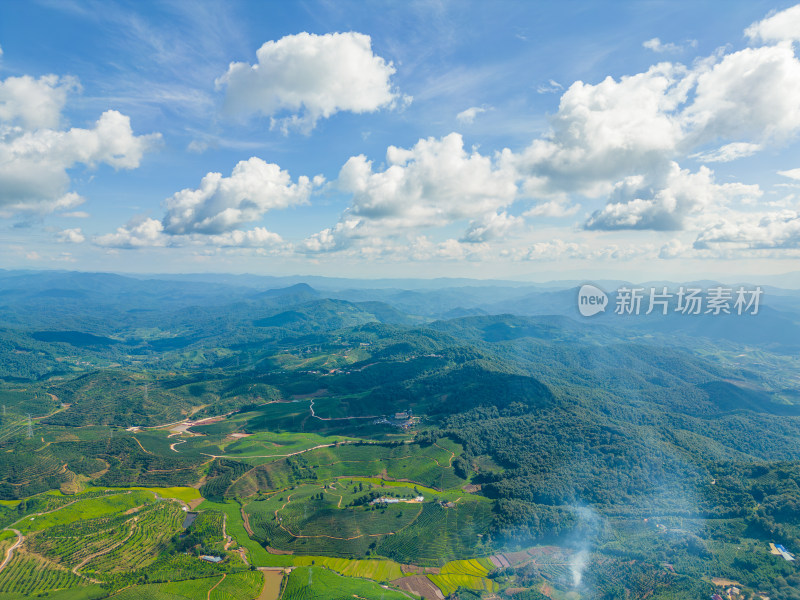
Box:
578, 284, 608, 317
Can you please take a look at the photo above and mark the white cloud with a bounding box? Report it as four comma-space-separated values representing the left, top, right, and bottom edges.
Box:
0, 74, 78, 130
517, 239, 585, 260
507, 62, 691, 198
206, 227, 285, 248
162, 157, 319, 235
504, 239, 654, 262
62, 211, 90, 218
407, 236, 479, 261
95, 217, 168, 249
301, 222, 351, 254
339, 133, 516, 228
216, 32, 406, 133
682, 44, 800, 144
778, 167, 800, 180
586, 162, 762, 231
690, 142, 762, 163
659, 238, 691, 258
0, 106, 160, 218
309, 235, 490, 263
56, 228, 85, 244
95, 218, 288, 250
456, 106, 488, 124
98, 158, 314, 250
502, 13, 800, 237
745, 4, 800, 44
460, 211, 524, 243
642, 38, 697, 53
694, 210, 800, 249
524, 44, 798, 193
303, 133, 518, 252
307, 9, 800, 254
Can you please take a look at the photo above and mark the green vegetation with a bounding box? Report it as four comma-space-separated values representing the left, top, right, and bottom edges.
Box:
15, 491, 152, 534
292, 556, 405, 581
107, 570, 263, 600
0, 552, 85, 596
281, 566, 410, 600
428, 559, 498, 596
1, 272, 800, 598
196, 500, 289, 567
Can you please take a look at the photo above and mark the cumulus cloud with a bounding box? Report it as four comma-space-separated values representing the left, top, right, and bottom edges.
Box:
307, 18, 800, 252
97, 158, 313, 250
513, 41, 800, 198
586, 162, 761, 231
0, 98, 160, 218
745, 4, 800, 44
95, 217, 168, 249
0, 70, 159, 219
456, 106, 488, 124
206, 227, 285, 248
642, 38, 697, 53
0, 74, 78, 130
56, 228, 85, 243
690, 142, 762, 163
95, 218, 288, 250
506, 62, 691, 199
498, 6, 800, 238
681, 44, 800, 145
162, 157, 320, 235
460, 211, 524, 243
339, 133, 516, 227
216, 32, 406, 133
303, 133, 517, 252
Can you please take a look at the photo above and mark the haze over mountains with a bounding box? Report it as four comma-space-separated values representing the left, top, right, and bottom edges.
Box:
2, 270, 799, 359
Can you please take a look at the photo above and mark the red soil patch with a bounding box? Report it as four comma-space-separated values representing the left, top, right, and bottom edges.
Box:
391, 575, 444, 600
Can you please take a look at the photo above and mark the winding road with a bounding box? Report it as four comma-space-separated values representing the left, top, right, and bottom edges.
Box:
0, 529, 23, 573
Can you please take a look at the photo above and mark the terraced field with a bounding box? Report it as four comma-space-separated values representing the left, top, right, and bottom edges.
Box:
0, 487, 245, 598
227, 440, 463, 499
197, 500, 290, 567
292, 556, 405, 582
107, 570, 263, 600
0, 551, 85, 596
16, 491, 153, 534
81, 502, 185, 575
376, 500, 493, 565
281, 566, 410, 600
245, 482, 427, 557
427, 558, 498, 596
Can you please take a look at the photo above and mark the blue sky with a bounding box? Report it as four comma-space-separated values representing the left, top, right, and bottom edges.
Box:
1, 0, 800, 280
